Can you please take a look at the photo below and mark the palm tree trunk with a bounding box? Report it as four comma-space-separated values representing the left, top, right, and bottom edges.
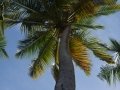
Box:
55, 26, 75, 90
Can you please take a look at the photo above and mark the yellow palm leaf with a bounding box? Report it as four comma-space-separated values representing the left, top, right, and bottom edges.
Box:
92, 47, 114, 64
69, 37, 91, 75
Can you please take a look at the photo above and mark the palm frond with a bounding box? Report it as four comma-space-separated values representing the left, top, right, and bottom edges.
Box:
98, 39, 120, 85
88, 40, 114, 64
3, 0, 28, 20
69, 37, 91, 75
16, 29, 54, 58
0, 0, 28, 30
71, 1, 120, 23
0, 20, 4, 35
110, 39, 120, 53
2, 0, 46, 32
29, 36, 56, 78
72, 16, 104, 31
115, 64, 120, 81
12, 0, 40, 14
73, 24, 104, 30
99, 39, 120, 58
69, 0, 101, 23
98, 64, 120, 85
0, 37, 8, 58
77, 17, 94, 25
20, 23, 45, 34
73, 30, 114, 64
95, 4, 120, 16
98, 65, 114, 85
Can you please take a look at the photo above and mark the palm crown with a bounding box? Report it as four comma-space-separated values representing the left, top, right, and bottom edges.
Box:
1, 0, 120, 79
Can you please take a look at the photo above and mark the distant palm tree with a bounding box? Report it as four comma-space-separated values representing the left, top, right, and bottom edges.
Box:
98, 39, 120, 85
1, 0, 120, 90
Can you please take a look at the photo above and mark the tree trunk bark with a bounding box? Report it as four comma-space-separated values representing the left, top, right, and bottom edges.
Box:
55, 26, 75, 90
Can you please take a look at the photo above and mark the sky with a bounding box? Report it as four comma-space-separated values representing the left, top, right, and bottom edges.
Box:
0, 3, 120, 90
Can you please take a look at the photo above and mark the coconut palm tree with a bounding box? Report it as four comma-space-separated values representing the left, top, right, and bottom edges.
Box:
98, 39, 120, 85
1, 0, 120, 90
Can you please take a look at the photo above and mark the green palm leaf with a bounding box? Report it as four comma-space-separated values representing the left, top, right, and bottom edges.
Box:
98, 65, 120, 85
29, 36, 56, 78
98, 65, 114, 85
95, 4, 120, 16
87, 39, 113, 64
16, 29, 54, 58
73, 24, 104, 30
110, 39, 120, 54
0, 37, 8, 58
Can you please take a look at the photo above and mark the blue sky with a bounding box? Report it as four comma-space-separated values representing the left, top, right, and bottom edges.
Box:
0, 3, 120, 90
